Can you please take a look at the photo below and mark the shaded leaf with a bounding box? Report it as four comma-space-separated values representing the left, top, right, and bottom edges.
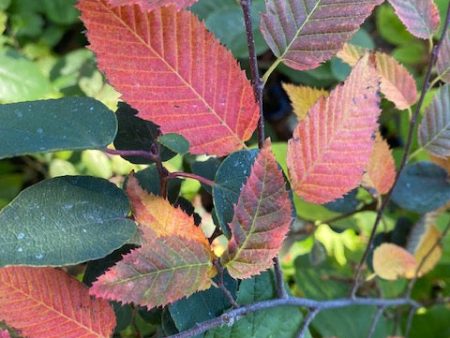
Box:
362, 132, 396, 195
90, 227, 215, 309
0, 176, 136, 267
125, 174, 209, 247
324, 189, 359, 214
375, 52, 417, 109
221, 140, 292, 279
373, 243, 417, 280
418, 84, 450, 158
260, 0, 382, 70
133, 165, 181, 203
106, 0, 196, 10
282, 83, 328, 120
287, 56, 381, 203
158, 133, 190, 155
387, 0, 440, 39
191, 157, 221, 194
0, 267, 115, 337
0, 98, 117, 160
391, 161, 450, 213
79, 1, 259, 156
436, 30, 450, 82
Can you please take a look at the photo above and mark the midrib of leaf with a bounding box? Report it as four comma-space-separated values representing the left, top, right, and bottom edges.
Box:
101, 2, 245, 147
2, 278, 100, 336
421, 114, 450, 151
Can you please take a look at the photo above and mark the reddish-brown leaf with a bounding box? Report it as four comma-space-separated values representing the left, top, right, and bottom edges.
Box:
287, 55, 381, 204
106, 0, 196, 11
126, 173, 209, 248
0, 267, 115, 338
387, 0, 440, 39
260, 0, 382, 70
78, 1, 259, 156
90, 227, 215, 309
221, 140, 293, 279
362, 132, 396, 195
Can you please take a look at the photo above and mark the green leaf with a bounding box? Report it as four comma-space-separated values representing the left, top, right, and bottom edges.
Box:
0, 176, 136, 266
81, 150, 113, 179
191, 158, 221, 194
205, 271, 305, 338
213, 149, 258, 236
391, 162, 450, 213
0, 97, 117, 159
324, 189, 359, 214
0, 52, 51, 102
158, 133, 190, 155
376, 4, 416, 46
0, 0, 10, 10
42, 0, 79, 25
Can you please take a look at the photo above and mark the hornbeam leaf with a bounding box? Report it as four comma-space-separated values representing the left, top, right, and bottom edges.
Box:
373, 243, 417, 280
362, 132, 396, 195
282, 83, 329, 121
336, 43, 367, 66
0, 330, 9, 338
126, 173, 209, 247
419, 84, 450, 158
437, 31, 450, 83
260, 0, 383, 71
221, 140, 293, 279
90, 227, 215, 309
287, 55, 381, 204
387, 0, 440, 39
0, 267, 115, 337
106, 0, 197, 10
78, 1, 259, 156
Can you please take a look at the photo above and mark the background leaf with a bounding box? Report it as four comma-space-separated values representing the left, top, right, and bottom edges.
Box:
79, 1, 259, 156
282, 83, 328, 121
0, 176, 136, 266
260, 0, 382, 70
287, 56, 381, 203
437, 30, 450, 82
0, 97, 117, 159
373, 243, 417, 280
106, 0, 197, 10
0, 267, 115, 337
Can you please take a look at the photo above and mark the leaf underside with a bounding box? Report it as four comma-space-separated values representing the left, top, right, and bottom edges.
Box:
287, 56, 381, 204
78, 1, 259, 156
222, 140, 293, 279
260, 0, 383, 70
106, 0, 197, 10
419, 84, 450, 158
0, 267, 115, 338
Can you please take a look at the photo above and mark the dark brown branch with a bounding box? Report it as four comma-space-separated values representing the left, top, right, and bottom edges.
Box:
167, 297, 419, 338
168, 172, 216, 187
351, 2, 450, 297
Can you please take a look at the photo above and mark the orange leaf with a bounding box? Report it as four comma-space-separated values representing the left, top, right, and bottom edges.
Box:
0, 267, 115, 338
287, 55, 381, 204
90, 227, 215, 309
362, 132, 396, 195
430, 154, 450, 173
106, 0, 197, 11
375, 52, 417, 110
282, 83, 329, 121
373, 243, 417, 280
126, 173, 209, 248
221, 140, 293, 279
78, 1, 259, 156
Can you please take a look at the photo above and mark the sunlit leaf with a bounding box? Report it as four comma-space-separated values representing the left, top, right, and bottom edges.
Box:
260, 0, 382, 70
373, 243, 417, 280
79, 1, 259, 156
336, 43, 367, 66
222, 140, 293, 279
387, 0, 440, 39
282, 83, 328, 121
106, 0, 196, 10
418, 84, 450, 158
0, 267, 115, 337
287, 55, 381, 203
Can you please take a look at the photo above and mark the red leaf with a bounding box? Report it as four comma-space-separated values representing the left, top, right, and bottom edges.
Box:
287, 55, 381, 204
387, 0, 440, 39
78, 1, 259, 156
90, 227, 215, 309
0, 330, 10, 338
260, 0, 382, 70
221, 140, 293, 279
106, 0, 196, 11
0, 267, 115, 338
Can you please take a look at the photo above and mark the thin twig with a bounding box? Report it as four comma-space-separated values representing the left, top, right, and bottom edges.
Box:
214, 261, 239, 308
273, 257, 288, 298
296, 308, 320, 338
351, 2, 450, 297
404, 305, 418, 338
367, 306, 384, 338
168, 172, 216, 187
168, 297, 419, 338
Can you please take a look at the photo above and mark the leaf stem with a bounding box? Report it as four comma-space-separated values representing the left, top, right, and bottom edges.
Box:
262, 58, 282, 84
104, 148, 158, 162
350, 2, 450, 297
168, 172, 216, 187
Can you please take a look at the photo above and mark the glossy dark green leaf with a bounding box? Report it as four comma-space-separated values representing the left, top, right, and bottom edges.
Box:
324, 189, 359, 214
158, 133, 190, 155
391, 162, 450, 213
113, 102, 175, 164
205, 271, 305, 338
42, 0, 78, 25
213, 149, 258, 236
410, 305, 450, 338
0, 176, 136, 266
0, 97, 117, 159
191, 158, 221, 194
